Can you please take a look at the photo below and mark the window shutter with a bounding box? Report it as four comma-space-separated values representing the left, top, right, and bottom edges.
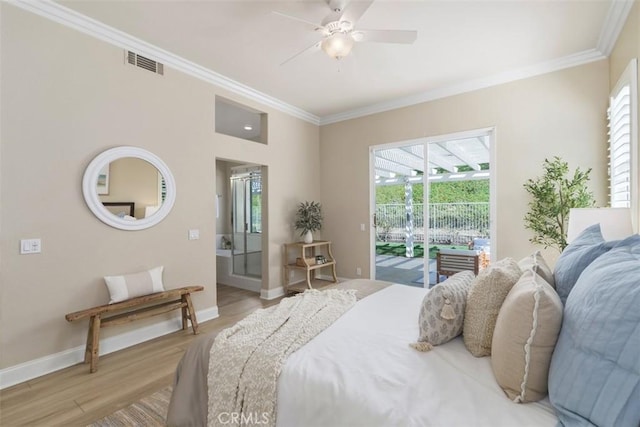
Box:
608, 59, 637, 223
608, 85, 631, 208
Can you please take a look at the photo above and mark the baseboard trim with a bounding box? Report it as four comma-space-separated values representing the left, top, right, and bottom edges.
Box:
220, 276, 262, 293
0, 305, 218, 390
260, 286, 284, 300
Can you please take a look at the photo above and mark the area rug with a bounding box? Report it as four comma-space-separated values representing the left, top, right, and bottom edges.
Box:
88, 386, 171, 427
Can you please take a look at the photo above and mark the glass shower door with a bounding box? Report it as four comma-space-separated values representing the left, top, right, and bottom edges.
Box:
231, 169, 262, 278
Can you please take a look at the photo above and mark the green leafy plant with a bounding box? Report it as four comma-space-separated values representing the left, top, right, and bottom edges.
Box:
294, 201, 323, 236
523, 157, 595, 252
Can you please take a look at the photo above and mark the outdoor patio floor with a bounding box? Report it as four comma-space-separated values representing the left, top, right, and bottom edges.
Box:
375, 254, 442, 288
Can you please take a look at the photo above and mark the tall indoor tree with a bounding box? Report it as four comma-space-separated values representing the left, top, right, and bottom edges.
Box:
523, 157, 595, 252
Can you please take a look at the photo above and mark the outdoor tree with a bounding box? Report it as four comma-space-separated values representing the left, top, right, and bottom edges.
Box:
523, 157, 595, 252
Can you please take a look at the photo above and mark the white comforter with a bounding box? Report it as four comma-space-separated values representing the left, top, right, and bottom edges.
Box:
276, 284, 558, 427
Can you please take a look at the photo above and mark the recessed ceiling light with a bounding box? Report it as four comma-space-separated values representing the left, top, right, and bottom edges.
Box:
243, 125, 253, 131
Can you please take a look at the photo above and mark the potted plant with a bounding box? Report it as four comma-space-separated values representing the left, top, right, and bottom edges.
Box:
523, 156, 595, 252
295, 201, 323, 243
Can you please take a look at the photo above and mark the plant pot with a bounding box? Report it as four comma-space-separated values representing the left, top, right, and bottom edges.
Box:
303, 230, 313, 243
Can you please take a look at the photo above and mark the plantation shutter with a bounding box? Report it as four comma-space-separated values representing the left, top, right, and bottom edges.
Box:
608, 85, 631, 207
607, 59, 637, 212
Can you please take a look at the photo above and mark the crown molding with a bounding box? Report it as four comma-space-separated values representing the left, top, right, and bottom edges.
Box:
321, 0, 630, 125
320, 48, 606, 125
597, 0, 635, 56
6, 0, 320, 125
6, 0, 631, 128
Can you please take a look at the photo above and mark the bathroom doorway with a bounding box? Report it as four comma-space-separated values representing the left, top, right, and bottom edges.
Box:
215, 160, 265, 294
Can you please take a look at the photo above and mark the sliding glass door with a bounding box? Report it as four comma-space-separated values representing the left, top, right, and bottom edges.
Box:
371, 130, 494, 288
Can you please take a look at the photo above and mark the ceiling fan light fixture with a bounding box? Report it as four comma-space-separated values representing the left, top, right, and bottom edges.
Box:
321, 32, 354, 59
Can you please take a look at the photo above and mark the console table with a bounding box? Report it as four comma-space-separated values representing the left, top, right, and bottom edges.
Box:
283, 240, 337, 293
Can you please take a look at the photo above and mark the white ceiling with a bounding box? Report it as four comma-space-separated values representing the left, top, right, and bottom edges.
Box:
50, 0, 627, 123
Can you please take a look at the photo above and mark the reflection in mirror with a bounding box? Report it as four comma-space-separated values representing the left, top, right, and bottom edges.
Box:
98, 157, 165, 220
82, 146, 176, 231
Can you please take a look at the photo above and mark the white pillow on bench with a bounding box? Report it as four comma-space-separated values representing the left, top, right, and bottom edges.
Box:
104, 266, 165, 304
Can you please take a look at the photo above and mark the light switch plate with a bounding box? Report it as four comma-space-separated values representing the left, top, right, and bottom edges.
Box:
188, 229, 200, 240
20, 238, 41, 254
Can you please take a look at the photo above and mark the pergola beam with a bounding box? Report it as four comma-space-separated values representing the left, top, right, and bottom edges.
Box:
440, 141, 481, 171
377, 148, 424, 172
426, 152, 459, 173
374, 156, 415, 177
376, 170, 490, 186
374, 137, 490, 180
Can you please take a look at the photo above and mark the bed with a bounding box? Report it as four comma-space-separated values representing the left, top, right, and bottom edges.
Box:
168, 227, 640, 427
102, 201, 135, 218
167, 281, 557, 427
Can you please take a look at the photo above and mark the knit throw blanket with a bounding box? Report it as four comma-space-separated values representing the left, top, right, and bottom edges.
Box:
206, 289, 357, 427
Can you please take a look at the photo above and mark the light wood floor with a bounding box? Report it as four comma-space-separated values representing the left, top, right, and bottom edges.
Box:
0, 285, 279, 427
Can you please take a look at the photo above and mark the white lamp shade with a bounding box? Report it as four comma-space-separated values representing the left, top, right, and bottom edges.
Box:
567, 208, 633, 243
321, 33, 354, 59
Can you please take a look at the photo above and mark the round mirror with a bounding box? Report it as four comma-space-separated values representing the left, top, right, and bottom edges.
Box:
82, 146, 176, 231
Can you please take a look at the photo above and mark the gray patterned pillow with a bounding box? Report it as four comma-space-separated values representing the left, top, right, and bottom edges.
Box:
415, 271, 475, 350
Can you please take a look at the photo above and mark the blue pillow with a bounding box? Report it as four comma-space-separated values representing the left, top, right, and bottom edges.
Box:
548, 234, 640, 426
553, 224, 618, 304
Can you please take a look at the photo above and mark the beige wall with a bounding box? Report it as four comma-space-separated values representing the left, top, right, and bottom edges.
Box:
609, 0, 640, 230
215, 160, 232, 235
0, 4, 319, 369
320, 60, 610, 279
610, 1, 639, 85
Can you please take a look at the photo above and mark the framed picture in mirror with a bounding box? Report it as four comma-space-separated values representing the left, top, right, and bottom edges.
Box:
97, 164, 109, 195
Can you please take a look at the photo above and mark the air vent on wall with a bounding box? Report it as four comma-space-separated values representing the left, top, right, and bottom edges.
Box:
126, 50, 164, 75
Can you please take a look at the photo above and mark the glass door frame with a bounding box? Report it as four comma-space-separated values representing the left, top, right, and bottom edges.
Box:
230, 166, 262, 278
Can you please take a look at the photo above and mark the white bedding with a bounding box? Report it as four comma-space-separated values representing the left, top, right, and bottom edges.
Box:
276, 284, 558, 427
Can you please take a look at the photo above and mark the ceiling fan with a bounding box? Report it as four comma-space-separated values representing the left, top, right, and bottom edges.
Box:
274, 0, 417, 65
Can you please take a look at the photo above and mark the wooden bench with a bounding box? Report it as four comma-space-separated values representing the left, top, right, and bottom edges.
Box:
65, 285, 204, 373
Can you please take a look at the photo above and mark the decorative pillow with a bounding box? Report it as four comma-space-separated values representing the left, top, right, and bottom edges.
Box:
463, 257, 521, 357
553, 224, 618, 304
548, 234, 640, 426
517, 250, 555, 288
491, 269, 563, 403
413, 271, 475, 351
104, 266, 165, 304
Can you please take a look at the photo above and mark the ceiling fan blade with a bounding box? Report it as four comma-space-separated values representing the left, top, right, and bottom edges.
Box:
339, 0, 373, 24
354, 29, 417, 44
280, 40, 322, 66
272, 11, 324, 30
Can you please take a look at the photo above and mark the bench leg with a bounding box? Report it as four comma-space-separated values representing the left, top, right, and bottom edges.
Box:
181, 298, 188, 331
183, 293, 199, 335
85, 315, 101, 373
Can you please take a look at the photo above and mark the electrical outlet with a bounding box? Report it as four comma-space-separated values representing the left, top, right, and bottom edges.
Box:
188, 229, 200, 240
356, 267, 362, 276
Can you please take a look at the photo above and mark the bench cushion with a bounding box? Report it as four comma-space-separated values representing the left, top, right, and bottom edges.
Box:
104, 266, 165, 303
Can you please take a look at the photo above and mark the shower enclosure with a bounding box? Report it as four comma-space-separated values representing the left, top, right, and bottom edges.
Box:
230, 167, 262, 278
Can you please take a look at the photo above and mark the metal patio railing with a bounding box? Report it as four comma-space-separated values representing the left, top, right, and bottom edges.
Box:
375, 202, 490, 245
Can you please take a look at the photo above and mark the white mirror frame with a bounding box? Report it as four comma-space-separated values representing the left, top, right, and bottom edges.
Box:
82, 146, 176, 231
